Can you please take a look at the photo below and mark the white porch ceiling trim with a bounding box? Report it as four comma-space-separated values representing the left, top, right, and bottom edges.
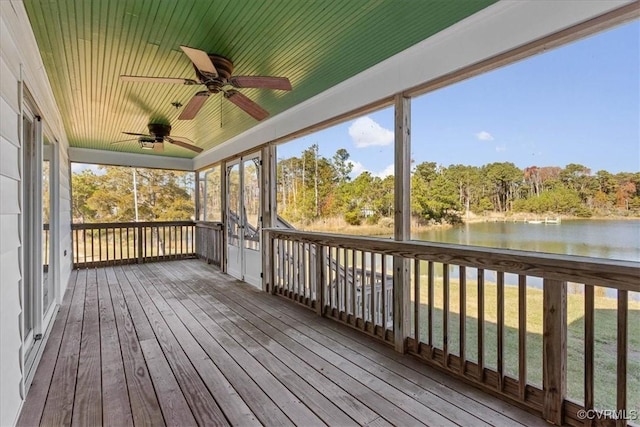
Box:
69, 147, 194, 171
194, 0, 631, 170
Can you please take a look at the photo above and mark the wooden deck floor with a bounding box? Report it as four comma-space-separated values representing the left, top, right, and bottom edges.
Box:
18, 260, 548, 427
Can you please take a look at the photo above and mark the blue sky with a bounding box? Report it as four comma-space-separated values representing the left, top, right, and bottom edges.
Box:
277, 21, 639, 177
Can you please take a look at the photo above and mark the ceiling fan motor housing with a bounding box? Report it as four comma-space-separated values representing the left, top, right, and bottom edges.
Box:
147, 123, 172, 141
194, 54, 234, 91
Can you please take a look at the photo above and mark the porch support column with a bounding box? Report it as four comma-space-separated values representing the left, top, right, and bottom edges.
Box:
220, 160, 228, 273
261, 144, 277, 293
194, 170, 201, 221
393, 93, 411, 353
543, 279, 567, 425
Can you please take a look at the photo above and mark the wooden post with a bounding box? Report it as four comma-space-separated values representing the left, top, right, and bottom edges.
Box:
194, 170, 201, 222
393, 93, 411, 353
261, 145, 276, 293
543, 279, 567, 425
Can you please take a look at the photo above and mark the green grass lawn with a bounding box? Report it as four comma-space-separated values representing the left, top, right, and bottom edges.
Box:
411, 275, 640, 412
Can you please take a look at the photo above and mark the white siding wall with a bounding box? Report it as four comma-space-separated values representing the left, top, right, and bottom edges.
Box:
0, 2, 72, 425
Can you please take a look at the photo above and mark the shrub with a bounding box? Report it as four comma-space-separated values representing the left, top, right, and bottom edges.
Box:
344, 210, 362, 226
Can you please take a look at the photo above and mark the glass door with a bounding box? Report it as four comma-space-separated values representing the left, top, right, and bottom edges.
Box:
226, 152, 262, 287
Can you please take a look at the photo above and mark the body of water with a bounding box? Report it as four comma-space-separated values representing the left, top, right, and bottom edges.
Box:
412, 219, 640, 263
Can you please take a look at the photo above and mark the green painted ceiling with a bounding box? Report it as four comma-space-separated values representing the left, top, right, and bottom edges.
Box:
25, 0, 495, 158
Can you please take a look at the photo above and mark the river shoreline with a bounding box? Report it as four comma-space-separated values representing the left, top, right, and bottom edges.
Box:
298, 213, 639, 236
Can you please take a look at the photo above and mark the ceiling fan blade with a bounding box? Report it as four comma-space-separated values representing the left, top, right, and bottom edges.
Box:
166, 137, 203, 153
224, 90, 269, 121
120, 75, 199, 85
178, 91, 210, 120
180, 45, 218, 78
230, 76, 292, 91
122, 131, 148, 136
153, 143, 164, 152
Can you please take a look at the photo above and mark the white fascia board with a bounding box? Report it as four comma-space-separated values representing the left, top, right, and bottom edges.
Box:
69, 147, 194, 171
194, 0, 631, 170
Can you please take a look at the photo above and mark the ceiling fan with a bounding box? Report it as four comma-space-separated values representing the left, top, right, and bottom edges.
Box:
113, 123, 203, 153
120, 46, 292, 121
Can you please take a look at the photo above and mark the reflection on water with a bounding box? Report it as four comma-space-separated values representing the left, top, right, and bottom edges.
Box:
413, 219, 639, 262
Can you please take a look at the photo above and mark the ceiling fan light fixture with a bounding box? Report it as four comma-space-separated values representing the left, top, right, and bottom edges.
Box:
140, 142, 155, 150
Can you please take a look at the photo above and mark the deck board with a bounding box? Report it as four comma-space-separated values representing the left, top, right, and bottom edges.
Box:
97, 267, 134, 426
72, 268, 102, 427
19, 259, 547, 427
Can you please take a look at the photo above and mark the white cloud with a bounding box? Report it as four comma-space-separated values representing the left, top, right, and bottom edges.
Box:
348, 160, 368, 176
374, 164, 394, 178
495, 144, 507, 152
348, 116, 394, 148
476, 131, 494, 141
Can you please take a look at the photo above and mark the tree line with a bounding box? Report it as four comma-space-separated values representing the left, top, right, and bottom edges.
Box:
72, 166, 194, 223
277, 145, 640, 225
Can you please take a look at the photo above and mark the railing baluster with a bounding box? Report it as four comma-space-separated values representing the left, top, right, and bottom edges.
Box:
414, 259, 421, 351
137, 225, 143, 263
351, 249, 356, 320
73, 230, 80, 264
315, 244, 325, 315
278, 238, 284, 294
382, 255, 387, 333
617, 289, 628, 427
443, 263, 449, 367
343, 248, 348, 316
293, 239, 298, 298
478, 268, 485, 381
497, 271, 504, 391
361, 251, 367, 327
370, 253, 376, 330
519, 275, 527, 400
428, 260, 434, 353
584, 284, 594, 420
459, 265, 466, 374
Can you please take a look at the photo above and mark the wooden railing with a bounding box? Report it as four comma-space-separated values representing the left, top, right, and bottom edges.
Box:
195, 221, 224, 267
72, 221, 196, 268
266, 228, 640, 426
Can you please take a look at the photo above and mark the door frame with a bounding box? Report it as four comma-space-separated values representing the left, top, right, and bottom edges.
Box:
225, 152, 262, 287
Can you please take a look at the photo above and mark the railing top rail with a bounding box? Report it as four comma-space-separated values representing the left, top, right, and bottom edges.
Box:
72, 220, 196, 230
265, 228, 640, 292
195, 221, 224, 230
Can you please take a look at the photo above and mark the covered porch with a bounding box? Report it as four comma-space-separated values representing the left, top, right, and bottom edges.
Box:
18, 259, 544, 427
2, 1, 639, 426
